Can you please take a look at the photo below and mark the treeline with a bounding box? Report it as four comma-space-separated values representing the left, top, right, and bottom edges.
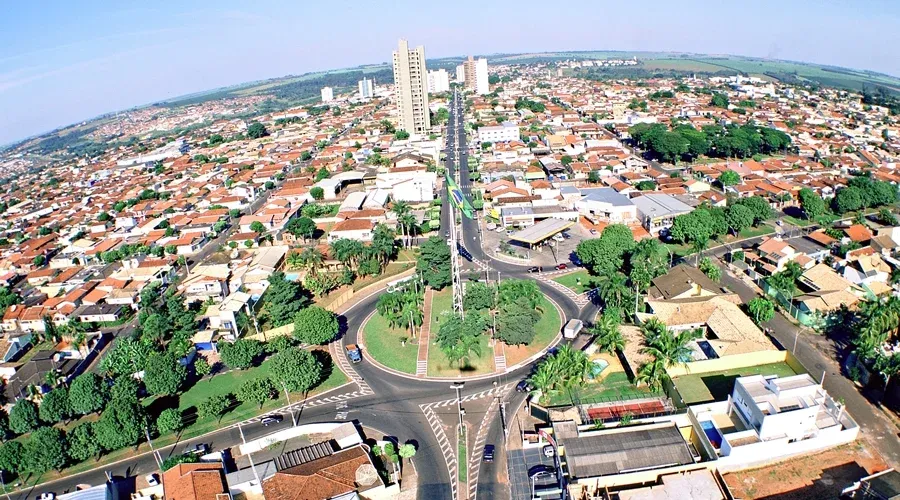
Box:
629, 122, 792, 163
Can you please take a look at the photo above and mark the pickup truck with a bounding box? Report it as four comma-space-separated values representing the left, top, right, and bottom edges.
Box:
346, 344, 362, 363
563, 319, 584, 339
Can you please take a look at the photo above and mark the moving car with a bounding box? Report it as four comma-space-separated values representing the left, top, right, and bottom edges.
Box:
261, 414, 284, 426
39, 494, 55, 500
563, 319, 584, 339
555, 263, 567, 270
190, 443, 209, 455
483, 444, 495, 462
516, 379, 532, 393
543, 445, 556, 457
346, 344, 362, 363
527, 266, 542, 273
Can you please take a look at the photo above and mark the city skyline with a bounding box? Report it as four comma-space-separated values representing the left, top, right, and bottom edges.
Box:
2, 0, 900, 144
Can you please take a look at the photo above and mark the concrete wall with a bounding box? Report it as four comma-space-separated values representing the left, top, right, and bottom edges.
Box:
667, 350, 803, 378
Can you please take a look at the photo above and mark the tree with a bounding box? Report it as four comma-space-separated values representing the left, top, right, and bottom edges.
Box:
0, 408, 8, 440
878, 208, 899, 226
38, 387, 70, 424
330, 239, 364, 269
598, 272, 630, 310
733, 196, 773, 225
236, 377, 277, 408
219, 339, 265, 369
747, 297, 775, 324
710, 93, 729, 108
94, 398, 146, 451
699, 257, 722, 282
100, 336, 152, 376
246, 122, 268, 139
293, 306, 339, 345
496, 297, 539, 345
33, 254, 46, 267
97, 211, 111, 222
23, 426, 68, 473
198, 394, 232, 423
156, 408, 184, 436
463, 283, 495, 311
417, 236, 452, 289
394, 130, 410, 140
249, 220, 267, 235
399, 443, 417, 459
719, 169, 741, 186
798, 188, 827, 220
769, 261, 802, 299
143, 353, 187, 396
370, 224, 397, 266
10, 398, 39, 434
874, 354, 900, 399
0, 441, 23, 476
269, 347, 323, 392
436, 313, 486, 367
592, 309, 625, 355
315, 166, 330, 182
833, 186, 865, 214
310, 187, 325, 200
68, 422, 100, 462
264, 272, 308, 326
68, 373, 106, 415
194, 356, 212, 378
723, 204, 753, 235
286, 217, 317, 241
140, 313, 170, 346
576, 224, 634, 275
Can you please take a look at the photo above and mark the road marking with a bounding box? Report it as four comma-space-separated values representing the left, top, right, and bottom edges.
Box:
468, 386, 511, 500
420, 404, 458, 500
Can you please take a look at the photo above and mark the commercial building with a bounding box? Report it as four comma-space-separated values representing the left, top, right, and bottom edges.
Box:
427, 69, 450, 93
632, 193, 694, 235
392, 39, 431, 134
357, 78, 374, 99
574, 187, 637, 224
463, 56, 489, 95
478, 122, 519, 144
320, 86, 334, 103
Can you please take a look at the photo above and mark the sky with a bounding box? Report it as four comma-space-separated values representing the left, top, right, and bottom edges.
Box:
2, 0, 899, 146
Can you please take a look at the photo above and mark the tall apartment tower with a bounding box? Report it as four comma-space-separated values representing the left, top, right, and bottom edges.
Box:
463, 56, 490, 95
358, 78, 374, 99
392, 39, 430, 134
428, 69, 450, 93
320, 86, 334, 103
456, 64, 465, 83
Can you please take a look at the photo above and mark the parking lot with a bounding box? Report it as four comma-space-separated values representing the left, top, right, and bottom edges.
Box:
508, 446, 563, 500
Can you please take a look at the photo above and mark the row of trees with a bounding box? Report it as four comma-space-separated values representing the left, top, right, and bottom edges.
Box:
669, 197, 773, 254
629, 122, 792, 163
799, 175, 899, 217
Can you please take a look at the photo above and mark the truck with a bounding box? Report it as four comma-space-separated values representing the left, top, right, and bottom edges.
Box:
563, 319, 584, 339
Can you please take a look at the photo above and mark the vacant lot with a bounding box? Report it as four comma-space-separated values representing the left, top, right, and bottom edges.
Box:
724, 443, 887, 499
673, 361, 800, 404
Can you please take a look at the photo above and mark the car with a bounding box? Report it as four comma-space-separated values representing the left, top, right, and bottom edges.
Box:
776, 220, 784, 226
445, 231, 450, 238
145, 474, 160, 487
543, 445, 556, 457
555, 263, 567, 270
261, 414, 284, 426
516, 379, 532, 393
39, 494, 55, 500
483, 444, 495, 462
346, 344, 362, 363
527, 266, 542, 273
190, 443, 210, 456
528, 464, 556, 479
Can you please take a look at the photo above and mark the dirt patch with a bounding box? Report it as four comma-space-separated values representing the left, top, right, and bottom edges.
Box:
723, 443, 888, 499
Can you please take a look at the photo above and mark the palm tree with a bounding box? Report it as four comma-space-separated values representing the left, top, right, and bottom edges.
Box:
299, 248, 324, 276
529, 360, 560, 395
398, 213, 417, 248
370, 224, 397, 266
331, 238, 364, 270
286, 251, 303, 270
592, 313, 625, 355
636, 357, 667, 392
598, 272, 629, 310
640, 318, 701, 369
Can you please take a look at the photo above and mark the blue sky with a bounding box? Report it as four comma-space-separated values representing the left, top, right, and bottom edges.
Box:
2, 0, 899, 146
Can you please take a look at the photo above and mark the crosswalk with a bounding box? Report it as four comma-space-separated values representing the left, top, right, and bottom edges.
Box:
421, 404, 459, 500
416, 360, 428, 376
422, 383, 514, 410
494, 355, 506, 372
331, 342, 373, 395
536, 272, 592, 308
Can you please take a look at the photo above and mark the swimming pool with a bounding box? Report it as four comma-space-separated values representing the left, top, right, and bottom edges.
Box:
588, 359, 609, 379
700, 420, 723, 448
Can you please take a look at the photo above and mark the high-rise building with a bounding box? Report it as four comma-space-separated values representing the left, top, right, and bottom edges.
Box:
427, 69, 450, 93
456, 64, 465, 83
358, 78, 374, 99
392, 39, 430, 134
320, 86, 334, 103
463, 56, 490, 95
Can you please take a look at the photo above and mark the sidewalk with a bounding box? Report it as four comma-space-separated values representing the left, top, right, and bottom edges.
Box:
416, 288, 434, 377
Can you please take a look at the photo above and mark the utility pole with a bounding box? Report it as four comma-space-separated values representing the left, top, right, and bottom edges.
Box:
451, 382, 465, 432
144, 426, 163, 468
281, 380, 297, 426
237, 423, 262, 488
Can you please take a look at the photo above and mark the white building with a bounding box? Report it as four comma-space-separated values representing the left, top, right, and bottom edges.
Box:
456, 64, 465, 83
475, 57, 489, 95
375, 171, 437, 203
574, 188, 637, 224
392, 39, 431, 134
478, 122, 520, 144
427, 69, 450, 93
320, 86, 334, 103
357, 78, 374, 100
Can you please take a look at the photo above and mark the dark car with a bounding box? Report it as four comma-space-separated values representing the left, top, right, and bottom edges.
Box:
483, 444, 495, 462
528, 464, 555, 479
516, 379, 532, 393
555, 263, 567, 270
346, 344, 362, 363
527, 266, 542, 273
261, 414, 283, 426
190, 443, 209, 456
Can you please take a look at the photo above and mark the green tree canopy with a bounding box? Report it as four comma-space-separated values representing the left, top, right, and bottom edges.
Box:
496, 297, 539, 345
417, 236, 452, 289
264, 272, 308, 326
38, 387, 70, 424
219, 339, 265, 370
23, 426, 68, 474
269, 347, 323, 392
718, 170, 741, 186
68, 373, 107, 415
68, 422, 100, 462
156, 408, 184, 436
293, 306, 339, 345
463, 282, 495, 311
143, 353, 187, 396
94, 398, 146, 451
236, 377, 277, 409
9, 398, 39, 434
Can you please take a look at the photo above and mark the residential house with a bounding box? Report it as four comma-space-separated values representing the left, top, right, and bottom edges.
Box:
327, 219, 375, 243
261, 444, 389, 500
647, 264, 722, 301
162, 462, 230, 500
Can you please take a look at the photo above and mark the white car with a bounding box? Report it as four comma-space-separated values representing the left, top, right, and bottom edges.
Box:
146, 474, 160, 487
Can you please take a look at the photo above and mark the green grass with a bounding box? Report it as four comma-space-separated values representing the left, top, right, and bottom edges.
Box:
429, 288, 455, 334
351, 262, 414, 292
673, 362, 802, 404
552, 270, 599, 294
362, 312, 418, 374
545, 371, 659, 407
505, 296, 563, 367
458, 427, 468, 483
783, 215, 814, 227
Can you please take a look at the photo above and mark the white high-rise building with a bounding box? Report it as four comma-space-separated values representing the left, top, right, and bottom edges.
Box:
428, 69, 450, 93
475, 58, 489, 95
358, 78, 374, 99
320, 86, 334, 103
456, 64, 465, 83
392, 39, 430, 134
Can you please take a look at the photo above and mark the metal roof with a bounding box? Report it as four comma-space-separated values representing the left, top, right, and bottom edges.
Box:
580, 187, 634, 207
509, 218, 575, 244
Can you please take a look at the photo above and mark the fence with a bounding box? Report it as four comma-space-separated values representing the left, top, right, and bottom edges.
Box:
665, 350, 804, 378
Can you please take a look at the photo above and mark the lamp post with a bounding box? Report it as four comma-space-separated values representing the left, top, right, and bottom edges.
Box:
450, 382, 465, 432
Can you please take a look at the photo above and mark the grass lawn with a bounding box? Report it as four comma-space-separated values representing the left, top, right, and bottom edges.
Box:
351, 262, 414, 292
504, 296, 562, 367
552, 270, 600, 294
663, 242, 693, 259
545, 371, 658, 407
715, 225, 775, 244
362, 312, 418, 374
673, 361, 802, 404
429, 288, 454, 334
783, 215, 814, 227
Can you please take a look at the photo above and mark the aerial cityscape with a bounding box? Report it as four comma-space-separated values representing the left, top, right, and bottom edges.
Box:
2, 3, 900, 500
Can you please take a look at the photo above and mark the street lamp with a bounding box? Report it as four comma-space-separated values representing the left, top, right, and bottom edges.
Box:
450, 382, 465, 432
281, 380, 297, 426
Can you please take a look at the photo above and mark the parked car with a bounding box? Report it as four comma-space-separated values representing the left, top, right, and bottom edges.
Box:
543, 445, 556, 457
527, 266, 542, 273
346, 344, 362, 363
483, 444, 495, 462
39, 494, 55, 500
528, 464, 555, 479
261, 414, 284, 426
145, 474, 159, 487
190, 443, 209, 456
516, 380, 532, 393
555, 263, 567, 270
